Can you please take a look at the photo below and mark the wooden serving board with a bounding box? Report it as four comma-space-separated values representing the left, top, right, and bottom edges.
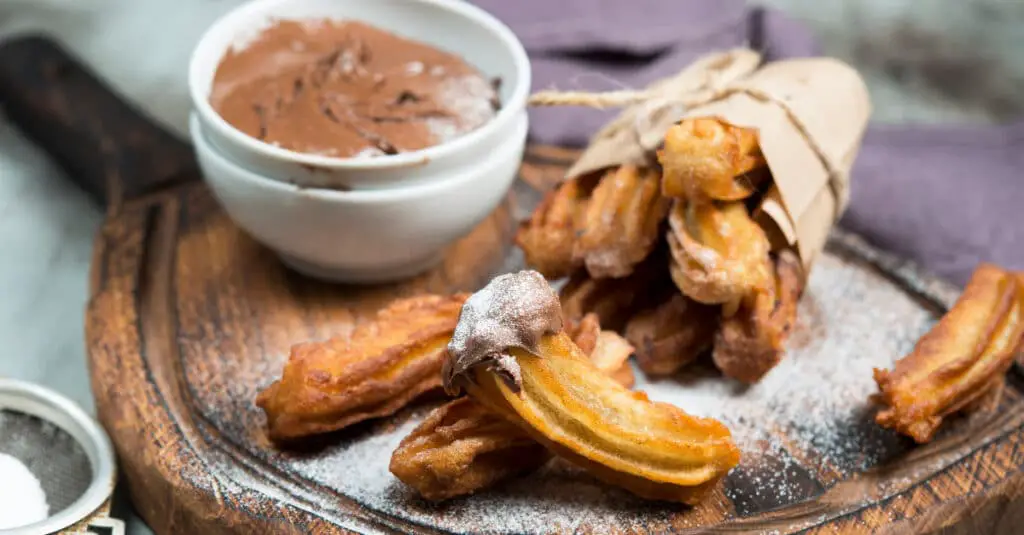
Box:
5, 37, 1024, 535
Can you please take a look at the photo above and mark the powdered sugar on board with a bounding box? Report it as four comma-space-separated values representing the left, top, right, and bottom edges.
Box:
641, 249, 933, 468
262, 248, 951, 533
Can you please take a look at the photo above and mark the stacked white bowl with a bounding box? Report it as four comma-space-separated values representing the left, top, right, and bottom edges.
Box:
188, 0, 530, 283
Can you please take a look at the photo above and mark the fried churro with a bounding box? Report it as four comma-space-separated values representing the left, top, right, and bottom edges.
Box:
515, 178, 591, 280
564, 313, 637, 388
625, 293, 719, 377
390, 396, 547, 501
573, 165, 669, 278
659, 118, 767, 201
564, 313, 601, 357
874, 264, 1024, 443
712, 250, 803, 383
560, 247, 674, 331
667, 199, 773, 308
591, 330, 638, 389
256, 294, 467, 442
444, 271, 740, 504
390, 314, 634, 501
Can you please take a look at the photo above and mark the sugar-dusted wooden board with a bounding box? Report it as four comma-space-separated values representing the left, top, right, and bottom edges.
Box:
4, 36, 1024, 535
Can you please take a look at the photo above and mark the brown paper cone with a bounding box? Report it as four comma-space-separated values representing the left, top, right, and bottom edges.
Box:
564, 49, 763, 179
562, 53, 871, 275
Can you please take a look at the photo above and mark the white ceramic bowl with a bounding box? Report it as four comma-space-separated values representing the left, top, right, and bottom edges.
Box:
191, 113, 527, 283
189, 0, 530, 190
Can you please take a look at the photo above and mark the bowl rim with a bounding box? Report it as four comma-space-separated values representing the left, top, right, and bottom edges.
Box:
188, 0, 531, 171
190, 112, 528, 203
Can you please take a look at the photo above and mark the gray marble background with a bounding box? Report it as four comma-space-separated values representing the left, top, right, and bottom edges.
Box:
0, 0, 1021, 533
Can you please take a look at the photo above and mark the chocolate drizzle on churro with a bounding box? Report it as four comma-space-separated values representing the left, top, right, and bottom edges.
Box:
443, 271, 563, 394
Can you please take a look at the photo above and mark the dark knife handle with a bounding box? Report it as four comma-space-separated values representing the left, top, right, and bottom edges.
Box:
0, 35, 198, 208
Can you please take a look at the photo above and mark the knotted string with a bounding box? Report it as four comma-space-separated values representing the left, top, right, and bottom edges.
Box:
526, 50, 848, 221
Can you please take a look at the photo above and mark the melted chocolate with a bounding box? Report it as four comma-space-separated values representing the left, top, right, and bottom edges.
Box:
210, 20, 498, 158
443, 271, 563, 394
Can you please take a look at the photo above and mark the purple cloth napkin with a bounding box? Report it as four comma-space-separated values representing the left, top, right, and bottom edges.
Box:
474, 0, 1024, 286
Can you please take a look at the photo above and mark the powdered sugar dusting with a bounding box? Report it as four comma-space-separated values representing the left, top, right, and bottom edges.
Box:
0, 453, 49, 530
637, 251, 937, 503
280, 409, 686, 533
444, 270, 562, 393
427, 75, 499, 143
251, 249, 953, 533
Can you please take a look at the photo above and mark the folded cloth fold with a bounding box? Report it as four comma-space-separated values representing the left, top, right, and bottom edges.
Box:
845, 123, 1024, 285
475, 0, 819, 147
472, 0, 1023, 285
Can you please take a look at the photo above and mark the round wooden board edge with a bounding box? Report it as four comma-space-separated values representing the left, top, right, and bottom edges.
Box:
85, 180, 1024, 535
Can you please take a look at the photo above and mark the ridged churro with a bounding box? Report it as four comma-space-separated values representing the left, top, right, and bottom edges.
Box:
390, 314, 634, 501
874, 264, 1024, 443
256, 294, 467, 441
659, 118, 767, 201
444, 271, 740, 504
713, 250, 803, 383
573, 165, 669, 278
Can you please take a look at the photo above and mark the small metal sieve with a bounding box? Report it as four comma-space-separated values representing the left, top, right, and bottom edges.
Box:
0, 378, 120, 535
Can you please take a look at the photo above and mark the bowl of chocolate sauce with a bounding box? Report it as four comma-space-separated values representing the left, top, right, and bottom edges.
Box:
186, 0, 530, 282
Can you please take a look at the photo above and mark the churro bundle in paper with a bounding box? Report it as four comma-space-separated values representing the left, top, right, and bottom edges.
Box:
518, 49, 871, 383
558, 48, 871, 273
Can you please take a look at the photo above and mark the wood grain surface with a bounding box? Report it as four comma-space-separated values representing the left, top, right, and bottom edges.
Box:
5, 35, 1024, 535
83, 150, 1024, 534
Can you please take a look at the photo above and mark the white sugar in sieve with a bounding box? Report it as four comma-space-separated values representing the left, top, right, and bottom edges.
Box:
0, 378, 121, 535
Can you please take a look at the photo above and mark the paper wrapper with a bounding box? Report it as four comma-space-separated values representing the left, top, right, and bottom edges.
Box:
565, 49, 871, 274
